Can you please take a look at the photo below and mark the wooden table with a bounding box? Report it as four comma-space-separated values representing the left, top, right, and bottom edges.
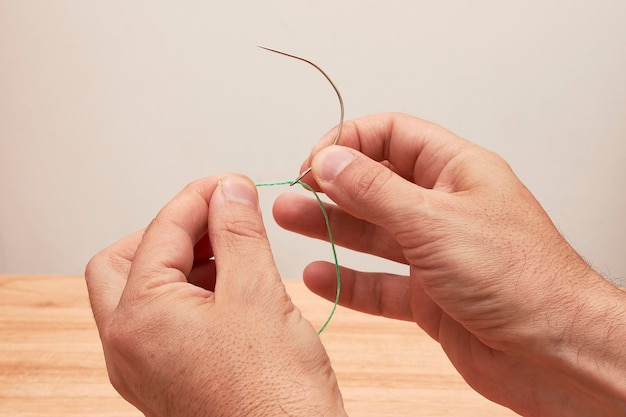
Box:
0, 275, 518, 416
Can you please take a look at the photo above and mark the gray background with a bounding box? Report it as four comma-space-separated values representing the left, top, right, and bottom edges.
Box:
1, 1, 624, 285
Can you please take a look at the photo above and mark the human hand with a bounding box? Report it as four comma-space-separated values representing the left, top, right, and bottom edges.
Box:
85, 175, 347, 417
273, 113, 626, 416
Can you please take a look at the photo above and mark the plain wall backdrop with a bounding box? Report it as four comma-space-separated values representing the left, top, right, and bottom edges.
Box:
1, 1, 625, 286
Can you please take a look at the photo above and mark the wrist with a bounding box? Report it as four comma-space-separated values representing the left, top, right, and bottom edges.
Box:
243, 371, 348, 417
249, 398, 348, 417
535, 271, 626, 416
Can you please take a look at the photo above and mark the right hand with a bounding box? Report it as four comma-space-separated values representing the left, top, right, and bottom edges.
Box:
273, 112, 626, 417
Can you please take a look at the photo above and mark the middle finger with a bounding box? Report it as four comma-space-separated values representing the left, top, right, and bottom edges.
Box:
273, 193, 407, 264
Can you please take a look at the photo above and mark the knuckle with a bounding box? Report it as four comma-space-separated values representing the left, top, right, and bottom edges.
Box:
181, 177, 209, 193
84, 250, 114, 283
84, 254, 103, 283
85, 246, 134, 284
350, 165, 393, 203
218, 216, 268, 246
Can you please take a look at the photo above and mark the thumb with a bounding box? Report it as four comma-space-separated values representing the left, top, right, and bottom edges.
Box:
311, 145, 433, 241
208, 175, 282, 303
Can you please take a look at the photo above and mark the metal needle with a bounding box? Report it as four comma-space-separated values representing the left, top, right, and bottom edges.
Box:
258, 46, 344, 185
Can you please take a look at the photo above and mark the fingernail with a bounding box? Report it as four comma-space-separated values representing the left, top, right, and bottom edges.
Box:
221, 177, 258, 206
313, 146, 355, 182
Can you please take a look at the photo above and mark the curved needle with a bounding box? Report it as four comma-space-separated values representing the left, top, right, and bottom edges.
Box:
258, 46, 344, 185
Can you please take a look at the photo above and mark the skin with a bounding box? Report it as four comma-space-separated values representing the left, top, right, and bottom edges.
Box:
274, 113, 626, 416
86, 113, 626, 417
85, 176, 347, 417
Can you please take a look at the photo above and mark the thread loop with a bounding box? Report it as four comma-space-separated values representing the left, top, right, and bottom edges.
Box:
256, 180, 340, 334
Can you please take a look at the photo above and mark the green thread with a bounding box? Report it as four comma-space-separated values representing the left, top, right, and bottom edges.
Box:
255, 181, 340, 335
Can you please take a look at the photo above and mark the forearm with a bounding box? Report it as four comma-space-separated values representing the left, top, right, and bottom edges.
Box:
538, 272, 626, 416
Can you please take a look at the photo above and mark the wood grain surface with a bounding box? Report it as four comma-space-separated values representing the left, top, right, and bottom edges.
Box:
0, 275, 518, 416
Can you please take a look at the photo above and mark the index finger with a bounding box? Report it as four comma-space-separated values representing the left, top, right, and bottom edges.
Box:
85, 229, 144, 324
125, 177, 221, 293
301, 112, 472, 190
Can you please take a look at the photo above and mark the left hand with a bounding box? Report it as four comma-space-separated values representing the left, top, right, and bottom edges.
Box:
85, 175, 346, 417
